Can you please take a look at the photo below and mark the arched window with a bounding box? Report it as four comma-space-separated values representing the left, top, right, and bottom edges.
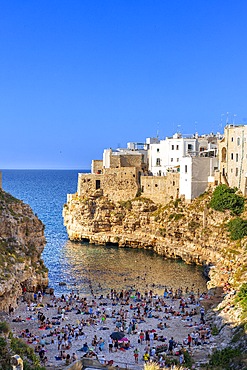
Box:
156, 158, 161, 166
237, 137, 240, 146
222, 147, 227, 162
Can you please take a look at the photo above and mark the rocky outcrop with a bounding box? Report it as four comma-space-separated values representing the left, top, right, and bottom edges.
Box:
63, 190, 247, 364
0, 189, 48, 311
63, 192, 238, 272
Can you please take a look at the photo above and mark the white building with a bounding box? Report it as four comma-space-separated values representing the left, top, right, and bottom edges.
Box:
180, 156, 218, 201
149, 133, 198, 176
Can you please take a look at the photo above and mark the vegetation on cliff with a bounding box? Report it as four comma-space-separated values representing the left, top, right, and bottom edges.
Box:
0, 188, 48, 311
0, 321, 45, 370
63, 184, 247, 368
209, 184, 245, 215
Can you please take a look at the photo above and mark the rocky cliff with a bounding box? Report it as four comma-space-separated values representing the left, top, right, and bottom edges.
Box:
0, 189, 48, 312
63, 189, 247, 365
63, 190, 243, 277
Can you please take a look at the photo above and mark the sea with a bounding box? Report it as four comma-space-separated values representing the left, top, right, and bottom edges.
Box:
1, 170, 207, 297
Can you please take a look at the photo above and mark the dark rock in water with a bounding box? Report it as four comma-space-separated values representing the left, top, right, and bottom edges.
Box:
59, 282, 67, 286
45, 287, 54, 295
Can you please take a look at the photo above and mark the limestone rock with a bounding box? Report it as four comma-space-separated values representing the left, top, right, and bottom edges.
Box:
0, 189, 48, 311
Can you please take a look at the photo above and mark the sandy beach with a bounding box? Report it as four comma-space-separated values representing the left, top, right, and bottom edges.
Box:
7, 287, 216, 369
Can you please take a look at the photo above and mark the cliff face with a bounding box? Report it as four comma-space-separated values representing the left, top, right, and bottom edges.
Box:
0, 189, 48, 311
63, 191, 240, 278
63, 190, 247, 359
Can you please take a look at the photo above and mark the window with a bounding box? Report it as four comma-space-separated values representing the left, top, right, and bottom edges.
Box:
96, 180, 101, 189
222, 147, 227, 162
171, 158, 173, 162
172, 145, 174, 150
231, 153, 233, 160
185, 165, 187, 173
236, 168, 238, 176
176, 145, 179, 150
237, 137, 240, 146
177, 158, 179, 162
156, 158, 161, 166
188, 144, 193, 151
157, 148, 160, 152
231, 137, 234, 142
236, 153, 239, 162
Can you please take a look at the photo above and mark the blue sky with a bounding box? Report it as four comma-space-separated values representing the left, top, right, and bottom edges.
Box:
1, 0, 247, 169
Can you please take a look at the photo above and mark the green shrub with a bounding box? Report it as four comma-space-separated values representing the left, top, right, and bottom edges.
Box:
169, 213, 184, 221
119, 200, 132, 210
209, 347, 241, 369
174, 198, 181, 208
10, 337, 43, 368
0, 321, 10, 336
235, 283, 247, 319
211, 325, 219, 335
183, 350, 193, 367
227, 218, 247, 240
209, 184, 245, 215
231, 324, 245, 343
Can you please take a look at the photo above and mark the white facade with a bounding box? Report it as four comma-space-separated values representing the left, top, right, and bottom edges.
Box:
149, 133, 198, 176
103, 149, 112, 168
180, 156, 218, 201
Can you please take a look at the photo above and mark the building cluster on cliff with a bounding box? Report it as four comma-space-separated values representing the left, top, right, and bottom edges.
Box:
76, 124, 247, 204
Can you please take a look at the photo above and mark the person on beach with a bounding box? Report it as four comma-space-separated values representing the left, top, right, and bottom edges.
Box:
139, 330, 144, 344
143, 351, 150, 363
134, 348, 139, 363
108, 336, 113, 352
168, 337, 174, 354
187, 333, 192, 347
114, 339, 119, 352
8, 282, 209, 369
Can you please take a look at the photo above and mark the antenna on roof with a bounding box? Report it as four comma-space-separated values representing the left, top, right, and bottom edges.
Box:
226, 112, 229, 125
233, 114, 237, 124
194, 121, 198, 134
220, 113, 224, 131
156, 121, 159, 139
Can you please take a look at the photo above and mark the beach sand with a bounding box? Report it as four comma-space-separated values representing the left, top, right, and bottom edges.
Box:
7, 288, 216, 369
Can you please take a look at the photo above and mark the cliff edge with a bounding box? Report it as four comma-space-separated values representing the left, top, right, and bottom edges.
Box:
0, 189, 48, 312
63, 188, 247, 366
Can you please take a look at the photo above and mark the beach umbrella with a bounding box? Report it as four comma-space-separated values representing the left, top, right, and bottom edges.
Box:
118, 337, 129, 343
110, 332, 125, 340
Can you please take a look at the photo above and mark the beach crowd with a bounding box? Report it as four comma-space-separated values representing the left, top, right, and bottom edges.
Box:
8, 285, 214, 368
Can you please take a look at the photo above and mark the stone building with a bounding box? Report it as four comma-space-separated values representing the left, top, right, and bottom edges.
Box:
218, 124, 247, 195
77, 130, 221, 205
141, 172, 180, 203
78, 149, 142, 202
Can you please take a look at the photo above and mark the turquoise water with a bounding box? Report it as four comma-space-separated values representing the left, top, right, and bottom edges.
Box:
1, 170, 207, 296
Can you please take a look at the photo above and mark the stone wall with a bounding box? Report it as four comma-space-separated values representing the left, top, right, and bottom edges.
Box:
120, 153, 142, 168
78, 167, 140, 202
141, 173, 179, 204
109, 152, 142, 168
91, 160, 103, 174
